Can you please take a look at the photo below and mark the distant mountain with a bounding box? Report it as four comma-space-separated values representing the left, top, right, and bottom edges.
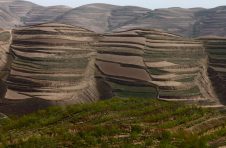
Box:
8, 0, 39, 17
0, 0, 39, 28
113, 7, 202, 37
54, 4, 226, 37
55, 4, 151, 33
55, 3, 118, 33
193, 6, 226, 37
0, 0, 70, 28
106, 6, 150, 31
0, 1, 226, 37
23, 5, 71, 25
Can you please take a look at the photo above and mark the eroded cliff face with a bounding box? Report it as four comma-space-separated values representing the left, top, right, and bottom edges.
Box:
0, 30, 12, 101
0, 23, 225, 114
199, 37, 226, 105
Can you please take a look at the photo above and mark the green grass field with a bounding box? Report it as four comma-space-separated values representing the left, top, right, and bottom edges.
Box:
0, 98, 226, 147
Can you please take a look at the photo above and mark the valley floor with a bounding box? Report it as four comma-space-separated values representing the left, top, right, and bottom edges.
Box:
0, 98, 226, 147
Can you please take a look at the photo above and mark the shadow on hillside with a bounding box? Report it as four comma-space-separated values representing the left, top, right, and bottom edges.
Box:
208, 68, 226, 105
0, 98, 55, 116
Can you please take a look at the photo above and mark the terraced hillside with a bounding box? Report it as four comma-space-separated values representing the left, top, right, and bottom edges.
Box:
141, 30, 216, 103
96, 30, 156, 99
3, 23, 100, 110
0, 30, 11, 100
1, 98, 226, 147
200, 37, 226, 105
0, 23, 224, 114
96, 29, 217, 104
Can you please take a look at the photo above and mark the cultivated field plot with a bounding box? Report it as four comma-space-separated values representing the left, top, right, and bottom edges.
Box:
96, 30, 157, 99
95, 28, 217, 103
1, 98, 226, 147
141, 29, 214, 102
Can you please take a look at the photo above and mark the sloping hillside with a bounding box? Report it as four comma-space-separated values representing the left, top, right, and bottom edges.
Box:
113, 8, 200, 37
0, 23, 223, 114
0, 98, 226, 147
194, 6, 226, 37
0, 1, 226, 37
22, 5, 71, 26
8, 0, 39, 17
105, 6, 150, 31
0, 0, 39, 28
0, 5, 20, 28
3, 23, 100, 111
55, 3, 118, 33
0, 0, 70, 28
96, 28, 217, 104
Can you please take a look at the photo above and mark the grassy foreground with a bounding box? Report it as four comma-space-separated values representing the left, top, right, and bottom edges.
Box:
0, 98, 226, 147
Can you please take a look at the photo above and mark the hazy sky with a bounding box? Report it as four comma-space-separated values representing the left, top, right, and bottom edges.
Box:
27, 0, 226, 9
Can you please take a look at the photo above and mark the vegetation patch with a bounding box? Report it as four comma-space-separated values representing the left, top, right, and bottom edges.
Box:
159, 86, 201, 97
0, 31, 10, 42
0, 98, 225, 147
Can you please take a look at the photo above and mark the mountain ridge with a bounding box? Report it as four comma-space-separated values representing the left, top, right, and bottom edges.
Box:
0, 1, 226, 37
